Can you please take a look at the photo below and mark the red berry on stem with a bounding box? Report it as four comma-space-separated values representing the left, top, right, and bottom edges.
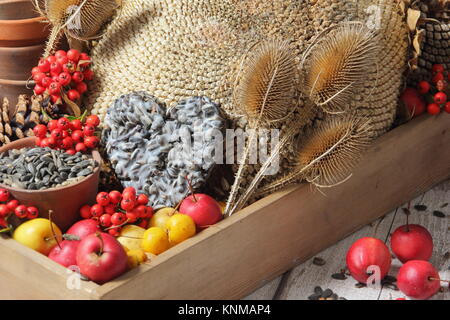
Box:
120, 198, 135, 211
26, 206, 39, 219
138, 219, 148, 229
111, 212, 126, 225
445, 102, 450, 114
80, 205, 92, 219
96, 192, 110, 206
84, 136, 99, 149
71, 130, 84, 142
48, 82, 61, 95
79, 53, 91, 67
67, 49, 81, 62
0, 188, 10, 202
34, 84, 46, 95
46, 55, 57, 64
432, 64, 444, 74
57, 55, 69, 66
47, 120, 58, 131
33, 124, 47, 138
55, 50, 66, 58
31, 67, 41, 75
50, 94, 61, 104
50, 128, 63, 139
67, 89, 80, 101
63, 62, 76, 74
33, 72, 46, 84
83, 69, 94, 81
436, 79, 447, 92
427, 103, 441, 115
6, 199, 19, 211
72, 71, 84, 83
83, 124, 95, 137
70, 119, 82, 130
41, 77, 53, 88
136, 194, 149, 205
86, 115, 100, 127
104, 204, 116, 215
417, 81, 430, 95
15, 205, 28, 218
0, 204, 10, 217
99, 214, 112, 228
40, 138, 50, 148
47, 136, 57, 148
75, 142, 87, 153
122, 187, 136, 200
61, 137, 74, 150
108, 227, 121, 236
66, 149, 76, 155
434, 92, 447, 104
144, 206, 154, 218
135, 205, 146, 218
108, 190, 122, 204
432, 72, 444, 84
90, 204, 104, 218
58, 72, 71, 86
126, 211, 138, 223
38, 59, 50, 72
57, 117, 70, 130
50, 62, 62, 74
76, 82, 88, 94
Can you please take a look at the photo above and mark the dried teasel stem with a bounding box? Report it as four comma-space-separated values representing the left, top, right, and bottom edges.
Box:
225, 39, 297, 216
256, 115, 372, 196
300, 22, 378, 113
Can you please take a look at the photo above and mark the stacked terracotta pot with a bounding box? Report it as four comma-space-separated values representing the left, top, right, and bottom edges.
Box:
0, 0, 49, 116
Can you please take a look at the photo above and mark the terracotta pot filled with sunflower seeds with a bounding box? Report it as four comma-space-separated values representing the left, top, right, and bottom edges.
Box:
0, 137, 102, 230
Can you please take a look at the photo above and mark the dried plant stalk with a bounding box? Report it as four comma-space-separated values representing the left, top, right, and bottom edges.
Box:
236, 39, 296, 125
225, 39, 297, 216
257, 114, 372, 196
302, 23, 378, 113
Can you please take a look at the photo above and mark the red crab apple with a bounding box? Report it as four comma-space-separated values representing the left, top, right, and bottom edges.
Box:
66, 219, 100, 240
346, 237, 391, 284
397, 260, 441, 300
76, 232, 127, 284
48, 240, 79, 268
179, 194, 222, 229
391, 224, 433, 263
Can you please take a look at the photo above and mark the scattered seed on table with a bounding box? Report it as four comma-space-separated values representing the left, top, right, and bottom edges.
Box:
331, 273, 347, 280
432, 210, 446, 218
314, 286, 323, 295
355, 282, 366, 288
321, 289, 333, 298
443, 252, 450, 260
383, 275, 397, 283
414, 204, 427, 211
308, 293, 321, 300
441, 203, 448, 208
313, 257, 326, 266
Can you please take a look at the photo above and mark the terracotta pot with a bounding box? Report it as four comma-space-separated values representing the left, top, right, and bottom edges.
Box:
0, 78, 33, 116
0, 44, 45, 80
0, 0, 50, 47
0, 137, 102, 231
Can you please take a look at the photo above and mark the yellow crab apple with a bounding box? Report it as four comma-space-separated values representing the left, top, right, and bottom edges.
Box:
150, 207, 178, 233
13, 218, 62, 255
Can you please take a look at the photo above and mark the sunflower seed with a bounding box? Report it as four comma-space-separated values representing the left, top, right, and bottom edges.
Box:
331, 273, 347, 280
414, 204, 427, 211
433, 210, 446, 218
308, 293, 321, 300
313, 257, 326, 266
321, 289, 333, 298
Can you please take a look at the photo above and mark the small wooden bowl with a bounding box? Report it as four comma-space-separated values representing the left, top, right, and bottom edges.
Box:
0, 137, 102, 231
0, 0, 50, 47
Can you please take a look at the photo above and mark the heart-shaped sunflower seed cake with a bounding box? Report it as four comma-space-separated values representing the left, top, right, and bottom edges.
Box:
102, 91, 225, 208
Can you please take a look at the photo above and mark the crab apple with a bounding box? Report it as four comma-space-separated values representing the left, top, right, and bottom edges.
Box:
84, 136, 99, 149
108, 191, 122, 204
96, 192, 110, 206
180, 194, 223, 229
391, 224, 433, 263
397, 260, 441, 300
67, 89, 80, 101
83, 124, 95, 137
434, 92, 447, 104
0, 189, 10, 202
0, 204, 10, 217
85, 115, 100, 127
427, 103, 441, 115
346, 237, 391, 284
80, 205, 92, 219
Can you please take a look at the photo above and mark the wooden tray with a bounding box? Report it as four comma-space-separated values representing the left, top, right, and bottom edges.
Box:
0, 114, 449, 299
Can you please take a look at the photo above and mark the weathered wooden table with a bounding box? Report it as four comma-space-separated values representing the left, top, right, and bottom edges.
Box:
244, 180, 450, 300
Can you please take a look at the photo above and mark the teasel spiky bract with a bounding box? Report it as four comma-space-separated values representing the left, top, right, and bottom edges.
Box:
225, 39, 297, 216
301, 22, 378, 113
33, 0, 119, 57
256, 114, 373, 197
